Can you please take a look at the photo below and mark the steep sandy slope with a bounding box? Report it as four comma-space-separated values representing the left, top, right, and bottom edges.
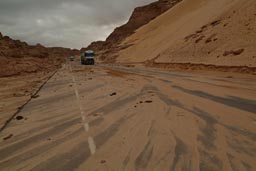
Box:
116, 0, 256, 68
81, 0, 182, 61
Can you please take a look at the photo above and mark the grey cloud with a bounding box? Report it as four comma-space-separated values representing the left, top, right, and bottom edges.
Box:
0, 0, 155, 49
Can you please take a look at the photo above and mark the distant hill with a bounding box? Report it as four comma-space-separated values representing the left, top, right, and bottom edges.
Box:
0, 32, 79, 77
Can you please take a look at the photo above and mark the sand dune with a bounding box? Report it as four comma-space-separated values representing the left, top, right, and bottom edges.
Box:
117, 0, 256, 67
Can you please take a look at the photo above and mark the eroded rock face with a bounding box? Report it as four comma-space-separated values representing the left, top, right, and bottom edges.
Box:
0, 32, 79, 77
107, 0, 182, 44
81, 0, 182, 61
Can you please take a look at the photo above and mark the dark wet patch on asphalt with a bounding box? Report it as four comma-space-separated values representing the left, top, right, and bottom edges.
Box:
30, 140, 90, 171
199, 150, 223, 171
135, 141, 154, 171
170, 136, 188, 171
159, 88, 256, 147
86, 86, 159, 132
224, 125, 256, 141
150, 87, 184, 107
0, 127, 84, 170
242, 161, 253, 171
27, 84, 104, 109
37, 107, 78, 122
228, 138, 256, 157
123, 150, 132, 169
227, 153, 239, 171
227, 96, 256, 111
144, 78, 153, 83
147, 120, 156, 137
211, 78, 245, 85
159, 79, 173, 83
144, 85, 218, 149
89, 117, 104, 127
152, 85, 256, 143
186, 78, 255, 91
88, 94, 139, 116
186, 78, 223, 87
193, 108, 217, 149
0, 117, 80, 161
172, 85, 256, 113
113, 66, 192, 79
7, 115, 81, 144
156, 87, 256, 149
26, 91, 75, 109
93, 115, 131, 149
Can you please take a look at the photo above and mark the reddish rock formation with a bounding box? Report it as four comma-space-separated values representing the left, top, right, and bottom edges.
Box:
106, 0, 182, 44
82, 0, 182, 61
0, 32, 79, 77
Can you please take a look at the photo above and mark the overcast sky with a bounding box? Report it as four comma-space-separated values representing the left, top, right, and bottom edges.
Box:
0, 0, 155, 49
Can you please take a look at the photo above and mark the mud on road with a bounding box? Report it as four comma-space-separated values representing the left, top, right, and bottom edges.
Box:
0, 62, 256, 171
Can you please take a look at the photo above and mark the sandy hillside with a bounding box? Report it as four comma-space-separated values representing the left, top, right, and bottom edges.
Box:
116, 0, 256, 67
82, 0, 182, 61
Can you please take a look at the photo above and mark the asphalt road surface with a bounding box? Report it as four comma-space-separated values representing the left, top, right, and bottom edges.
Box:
0, 62, 255, 171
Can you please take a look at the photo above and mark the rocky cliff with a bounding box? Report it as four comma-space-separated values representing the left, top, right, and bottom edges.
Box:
0, 32, 79, 77
81, 0, 182, 61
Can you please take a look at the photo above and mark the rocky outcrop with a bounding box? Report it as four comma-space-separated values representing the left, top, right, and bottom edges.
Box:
0, 32, 79, 77
82, 0, 182, 61
106, 0, 182, 44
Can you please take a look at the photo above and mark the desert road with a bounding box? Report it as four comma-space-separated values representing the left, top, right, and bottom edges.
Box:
0, 62, 256, 171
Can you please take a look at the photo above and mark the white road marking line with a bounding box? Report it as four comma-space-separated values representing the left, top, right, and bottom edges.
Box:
70, 64, 97, 155
70, 67, 86, 120
79, 106, 83, 112
75, 89, 79, 99
72, 75, 76, 84
88, 137, 96, 155
81, 116, 86, 121
84, 123, 89, 132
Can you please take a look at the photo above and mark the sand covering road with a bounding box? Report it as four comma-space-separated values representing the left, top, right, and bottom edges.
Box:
0, 63, 255, 171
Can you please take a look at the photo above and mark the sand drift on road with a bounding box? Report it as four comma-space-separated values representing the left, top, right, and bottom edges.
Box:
0, 62, 255, 171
